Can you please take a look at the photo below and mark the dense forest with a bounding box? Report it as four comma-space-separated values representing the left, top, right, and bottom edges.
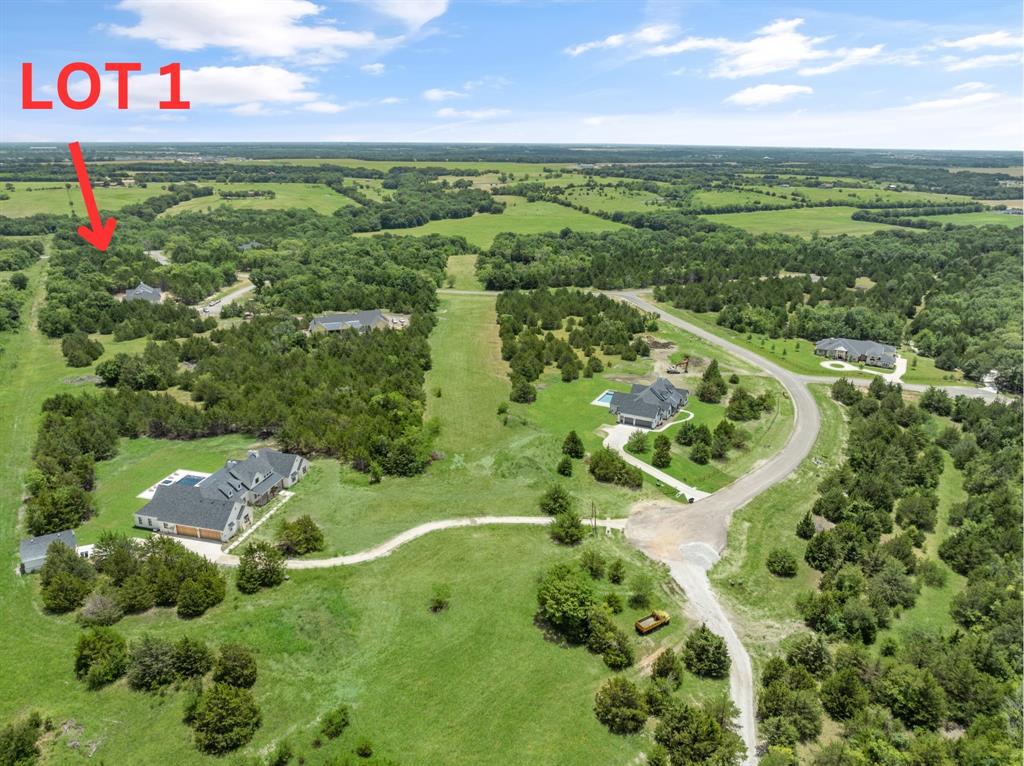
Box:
477, 223, 1022, 390
756, 379, 1023, 761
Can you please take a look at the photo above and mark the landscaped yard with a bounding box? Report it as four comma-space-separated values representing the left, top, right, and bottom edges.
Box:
364, 196, 625, 248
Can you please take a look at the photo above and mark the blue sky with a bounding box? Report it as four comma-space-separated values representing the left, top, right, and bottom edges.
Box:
1, 0, 1022, 149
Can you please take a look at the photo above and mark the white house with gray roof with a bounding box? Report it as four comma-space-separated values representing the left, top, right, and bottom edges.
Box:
135, 449, 308, 542
19, 529, 80, 574
814, 337, 897, 369
308, 309, 391, 334
124, 281, 162, 303
609, 377, 688, 429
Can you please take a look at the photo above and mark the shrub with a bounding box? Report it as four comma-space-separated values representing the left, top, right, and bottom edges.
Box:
587, 607, 635, 670
539, 484, 573, 515
594, 676, 647, 734
117, 574, 156, 613
213, 644, 257, 689
355, 739, 373, 757
128, 634, 177, 691
683, 624, 730, 679
766, 548, 798, 578
191, 683, 262, 754
562, 430, 585, 458
550, 510, 585, 546
652, 434, 672, 468
321, 704, 351, 739
579, 545, 605, 579
625, 429, 649, 454
176, 571, 226, 618
690, 441, 711, 465
795, 512, 816, 540
236, 541, 286, 594
917, 559, 948, 588
589, 448, 643, 489
536, 563, 595, 643
429, 584, 451, 612
75, 627, 127, 689
275, 515, 325, 556
173, 636, 213, 678
556, 455, 573, 476
0, 711, 42, 766
61, 331, 104, 367
604, 592, 624, 613
628, 571, 655, 609
652, 647, 683, 689
607, 558, 625, 584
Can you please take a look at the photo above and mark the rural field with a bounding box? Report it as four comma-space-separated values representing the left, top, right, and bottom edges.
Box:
0, 182, 165, 217
365, 195, 625, 248
160, 182, 358, 216
703, 206, 899, 236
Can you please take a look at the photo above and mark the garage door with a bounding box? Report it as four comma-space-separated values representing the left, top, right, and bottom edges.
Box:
198, 528, 221, 541
176, 525, 199, 537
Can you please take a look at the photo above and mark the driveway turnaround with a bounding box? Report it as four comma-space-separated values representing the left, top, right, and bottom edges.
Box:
602, 422, 710, 502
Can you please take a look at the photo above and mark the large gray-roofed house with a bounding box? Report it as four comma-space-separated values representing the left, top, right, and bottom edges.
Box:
814, 337, 897, 369
135, 449, 308, 542
19, 529, 77, 574
609, 377, 688, 429
125, 281, 162, 303
308, 309, 389, 334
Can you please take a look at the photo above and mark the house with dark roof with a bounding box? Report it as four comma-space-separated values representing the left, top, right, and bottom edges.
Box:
609, 377, 688, 429
135, 449, 308, 542
814, 338, 897, 369
308, 309, 390, 334
124, 281, 162, 303
19, 529, 79, 574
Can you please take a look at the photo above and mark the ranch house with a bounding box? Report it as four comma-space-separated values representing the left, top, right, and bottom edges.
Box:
609, 377, 688, 429
814, 337, 897, 369
135, 449, 308, 542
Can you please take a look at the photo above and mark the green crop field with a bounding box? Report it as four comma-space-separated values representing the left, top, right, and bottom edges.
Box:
160, 182, 358, 216
364, 196, 625, 248
704, 206, 901, 237
0, 182, 167, 217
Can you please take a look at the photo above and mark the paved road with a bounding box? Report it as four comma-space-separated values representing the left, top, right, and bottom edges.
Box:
202, 281, 254, 316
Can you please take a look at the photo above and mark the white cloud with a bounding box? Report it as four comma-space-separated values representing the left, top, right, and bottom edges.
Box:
367, 0, 447, 30
230, 102, 273, 116
943, 52, 1024, 71
435, 107, 509, 120
360, 63, 385, 75
565, 24, 675, 56
423, 88, 465, 101
902, 91, 1000, 110
299, 101, 348, 113
954, 81, 991, 92
799, 45, 884, 75
107, 0, 390, 62
379, 96, 403, 105
66, 65, 322, 110
725, 83, 813, 106
940, 30, 1022, 50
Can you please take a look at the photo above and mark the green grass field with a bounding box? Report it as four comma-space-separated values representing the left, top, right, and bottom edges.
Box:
691, 188, 795, 210
365, 196, 625, 248
160, 182, 358, 216
762, 186, 974, 206
445, 254, 483, 290
247, 158, 572, 176
704, 206, 900, 237
910, 211, 1024, 227
560, 186, 666, 213
0, 182, 167, 217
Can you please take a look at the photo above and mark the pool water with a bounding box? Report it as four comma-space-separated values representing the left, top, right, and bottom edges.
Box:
596, 391, 614, 404
176, 474, 204, 487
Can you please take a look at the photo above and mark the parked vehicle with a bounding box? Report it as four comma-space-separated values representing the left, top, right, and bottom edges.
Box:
634, 610, 670, 635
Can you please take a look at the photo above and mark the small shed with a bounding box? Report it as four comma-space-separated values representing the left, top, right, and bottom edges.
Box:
19, 529, 77, 574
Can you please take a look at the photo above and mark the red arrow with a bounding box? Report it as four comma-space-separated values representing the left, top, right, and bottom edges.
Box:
68, 141, 117, 251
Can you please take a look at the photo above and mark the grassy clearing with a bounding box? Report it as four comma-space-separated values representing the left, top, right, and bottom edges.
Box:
0, 182, 166, 217
704, 206, 900, 237
364, 196, 625, 248
709, 386, 844, 663
757, 186, 973, 206
445, 254, 483, 290
160, 182, 357, 216
246, 159, 572, 175
909, 212, 1024, 227
691, 188, 794, 209
560, 186, 666, 213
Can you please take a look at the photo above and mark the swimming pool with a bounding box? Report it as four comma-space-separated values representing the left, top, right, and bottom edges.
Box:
591, 390, 615, 407
176, 474, 205, 487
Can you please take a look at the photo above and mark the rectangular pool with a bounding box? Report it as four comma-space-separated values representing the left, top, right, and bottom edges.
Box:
591, 390, 616, 407
176, 474, 205, 487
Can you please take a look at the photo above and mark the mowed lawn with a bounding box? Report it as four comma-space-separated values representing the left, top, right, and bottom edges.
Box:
704, 206, 900, 237
367, 196, 626, 248
445, 253, 484, 290
161, 182, 358, 216
0, 182, 167, 217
